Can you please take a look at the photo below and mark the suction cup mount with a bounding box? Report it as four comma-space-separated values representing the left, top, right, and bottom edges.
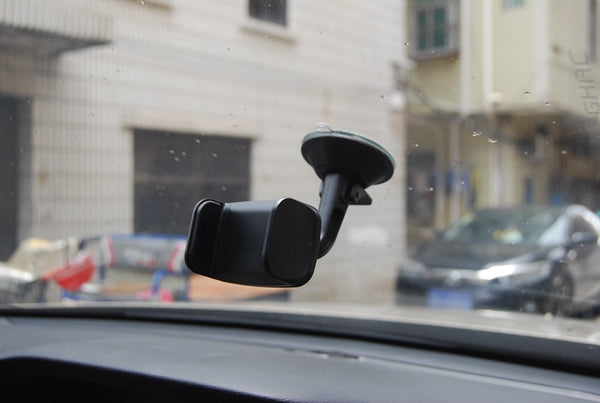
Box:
184, 129, 394, 288
301, 130, 395, 257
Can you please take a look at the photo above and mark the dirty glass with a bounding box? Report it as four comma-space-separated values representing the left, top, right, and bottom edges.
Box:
1, 0, 600, 340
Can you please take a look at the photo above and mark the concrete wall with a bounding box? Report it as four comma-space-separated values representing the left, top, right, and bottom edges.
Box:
0, 0, 408, 303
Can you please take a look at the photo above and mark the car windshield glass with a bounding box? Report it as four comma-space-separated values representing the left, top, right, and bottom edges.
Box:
442, 208, 563, 245
1, 0, 600, 350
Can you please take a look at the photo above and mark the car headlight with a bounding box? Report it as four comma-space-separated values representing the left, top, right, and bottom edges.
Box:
477, 261, 550, 283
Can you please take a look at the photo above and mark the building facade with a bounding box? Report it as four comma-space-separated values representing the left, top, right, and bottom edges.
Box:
0, 0, 408, 303
405, 0, 600, 242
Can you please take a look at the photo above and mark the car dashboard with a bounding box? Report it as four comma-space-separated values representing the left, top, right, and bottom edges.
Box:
1, 307, 600, 402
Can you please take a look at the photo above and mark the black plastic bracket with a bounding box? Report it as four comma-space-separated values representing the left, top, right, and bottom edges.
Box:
301, 130, 395, 257
184, 130, 394, 287
185, 198, 320, 287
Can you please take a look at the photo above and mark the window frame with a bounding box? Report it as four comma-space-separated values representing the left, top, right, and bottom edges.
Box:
248, 0, 288, 27
502, 0, 525, 10
242, 0, 296, 43
411, 0, 459, 60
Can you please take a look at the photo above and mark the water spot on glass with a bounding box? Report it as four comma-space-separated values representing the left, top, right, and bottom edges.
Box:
413, 143, 419, 148
427, 187, 434, 192
8, 115, 13, 121
169, 150, 175, 154
138, 0, 145, 5
404, 42, 410, 46
408, 187, 413, 191
195, 139, 201, 143
212, 152, 219, 158
58, 79, 64, 84
487, 138, 498, 144
221, 186, 227, 191
551, 120, 556, 124
523, 91, 531, 95
26, 98, 32, 104
174, 157, 180, 162
227, 47, 231, 51
544, 102, 550, 106
561, 149, 568, 155
316, 122, 332, 132
180, 151, 186, 156
472, 130, 482, 137
89, 113, 95, 118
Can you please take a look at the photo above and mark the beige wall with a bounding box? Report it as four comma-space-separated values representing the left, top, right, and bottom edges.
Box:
406, 0, 600, 230
548, 0, 600, 117
0, 0, 408, 303
491, 0, 537, 109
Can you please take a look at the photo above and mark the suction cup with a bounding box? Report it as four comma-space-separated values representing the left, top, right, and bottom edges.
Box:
301, 130, 395, 188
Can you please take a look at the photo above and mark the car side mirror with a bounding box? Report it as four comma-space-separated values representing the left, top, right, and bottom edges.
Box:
570, 231, 598, 246
184, 130, 394, 287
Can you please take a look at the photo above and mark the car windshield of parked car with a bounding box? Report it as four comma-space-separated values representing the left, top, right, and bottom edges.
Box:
442, 208, 564, 245
1, 0, 600, 350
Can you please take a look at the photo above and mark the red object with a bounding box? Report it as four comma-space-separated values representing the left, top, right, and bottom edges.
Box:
167, 241, 186, 273
102, 235, 116, 266
43, 252, 96, 291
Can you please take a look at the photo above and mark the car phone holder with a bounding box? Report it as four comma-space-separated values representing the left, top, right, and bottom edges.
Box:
185, 130, 395, 287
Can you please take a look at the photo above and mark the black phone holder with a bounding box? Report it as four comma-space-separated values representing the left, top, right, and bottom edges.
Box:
185, 130, 395, 287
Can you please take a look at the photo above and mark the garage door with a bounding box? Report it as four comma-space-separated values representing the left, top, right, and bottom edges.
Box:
134, 130, 251, 235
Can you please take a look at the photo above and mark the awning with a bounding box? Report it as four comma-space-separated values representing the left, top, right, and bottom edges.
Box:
0, 0, 112, 57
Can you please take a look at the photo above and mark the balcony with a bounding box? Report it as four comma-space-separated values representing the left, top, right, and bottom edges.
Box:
0, 0, 112, 57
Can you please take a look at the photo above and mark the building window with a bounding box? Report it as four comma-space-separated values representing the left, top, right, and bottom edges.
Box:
412, 0, 458, 59
502, 0, 525, 9
248, 0, 287, 26
134, 130, 251, 235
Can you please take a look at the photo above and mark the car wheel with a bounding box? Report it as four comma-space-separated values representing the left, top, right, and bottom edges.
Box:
541, 270, 573, 316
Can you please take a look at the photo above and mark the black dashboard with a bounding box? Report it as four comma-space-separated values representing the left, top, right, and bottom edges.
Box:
1, 310, 600, 402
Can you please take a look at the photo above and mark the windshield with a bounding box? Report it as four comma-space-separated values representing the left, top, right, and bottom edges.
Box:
2, 0, 600, 346
442, 207, 564, 245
